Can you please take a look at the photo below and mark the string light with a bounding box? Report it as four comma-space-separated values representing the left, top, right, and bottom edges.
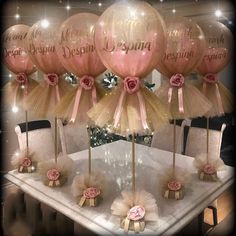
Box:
12, 106, 19, 113
66, 5, 71, 10
172, 9, 176, 13
98, 2, 102, 7
15, 13, 20, 19
215, 9, 222, 17
41, 19, 50, 28
9, 74, 12, 78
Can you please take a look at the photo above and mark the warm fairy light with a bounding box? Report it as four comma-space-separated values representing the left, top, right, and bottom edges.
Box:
172, 9, 176, 13
215, 9, 222, 17
98, 2, 102, 7
15, 13, 20, 19
41, 19, 50, 28
9, 74, 12, 78
15, 152, 19, 156
66, 5, 71, 10
12, 106, 19, 113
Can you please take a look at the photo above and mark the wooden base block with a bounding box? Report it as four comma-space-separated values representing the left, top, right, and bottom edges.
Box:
198, 170, 218, 182
163, 188, 184, 200
120, 218, 145, 233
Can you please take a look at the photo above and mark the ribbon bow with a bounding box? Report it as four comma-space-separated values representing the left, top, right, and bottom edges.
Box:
202, 73, 224, 115
44, 73, 61, 102
113, 76, 148, 130
168, 74, 185, 113
70, 75, 97, 122
13, 73, 29, 107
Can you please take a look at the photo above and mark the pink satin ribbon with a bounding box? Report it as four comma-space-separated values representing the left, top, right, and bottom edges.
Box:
202, 73, 224, 115
70, 75, 97, 122
13, 73, 29, 106
168, 74, 185, 113
44, 73, 60, 102
113, 77, 148, 130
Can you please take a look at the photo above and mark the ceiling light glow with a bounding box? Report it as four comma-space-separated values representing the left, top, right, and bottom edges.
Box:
215, 9, 222, 17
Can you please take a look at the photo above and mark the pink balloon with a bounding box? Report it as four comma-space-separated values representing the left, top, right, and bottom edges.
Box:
156, 16, 206, 77
26, 18, 66, 75
94, 0, 166, 79
2, 24, 36, 75
56, 13, 106, 77
197, 21, 233, 75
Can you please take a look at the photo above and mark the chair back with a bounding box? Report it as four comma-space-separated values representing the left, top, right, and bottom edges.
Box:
185, 123, 226, 158
15, 120, 54, 161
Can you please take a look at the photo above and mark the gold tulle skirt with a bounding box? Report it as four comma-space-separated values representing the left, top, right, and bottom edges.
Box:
55, 82, 105, 125
3, 78, 38, 110
87, 84, 171, 135
25, 79, 71, 118
196, 80, 234, 117
155, 80, 212, 119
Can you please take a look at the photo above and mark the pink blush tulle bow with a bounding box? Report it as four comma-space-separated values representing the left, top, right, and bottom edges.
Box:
44, 73, 61, 102
70, 75, 97, 122
113, 76, 148, 130
202, 73, 224, 115
168, 74, 185, 114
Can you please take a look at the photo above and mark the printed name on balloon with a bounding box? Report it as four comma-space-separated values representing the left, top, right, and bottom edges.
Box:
3, 48, 24, 58
168, 27, 194, 39
28, 43, 55, 55
163, 50, 194, 62
103, 38, 151, 54
59, 28, 92, 43
29, 28, 55, 40
2, 32, 27, 42
208, 34, 224, 45
203, 51, 228, 62
61, 44, 95, 58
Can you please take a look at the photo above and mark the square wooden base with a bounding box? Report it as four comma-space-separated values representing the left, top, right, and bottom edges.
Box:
120, 218, 145, 233
198, 170, 218, 181
163, 188, 184, 200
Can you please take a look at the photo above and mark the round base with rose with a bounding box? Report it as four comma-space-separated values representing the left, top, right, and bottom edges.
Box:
198, 164, 218, 181
18, 157, 37, 173
163, 179, 184, 200
44, 168, 67, 187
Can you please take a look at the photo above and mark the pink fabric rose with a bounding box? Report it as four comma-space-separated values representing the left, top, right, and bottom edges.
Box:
44, 73, 59, 86
124, 76, 140, 94
83, 187, 100, 199
127, 205, 145, 221
21, 157, 32, 167
170, 74, 185, 88
167, 180, 182, 191
203, 73, 218, 83
203, 164, 216, 175
47, 168, 60, 181
80, 75, 94, 90
16, 73, 28, 84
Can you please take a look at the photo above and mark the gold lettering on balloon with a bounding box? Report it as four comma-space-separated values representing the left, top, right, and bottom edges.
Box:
3, 48, 24, 58
163, 50, 194, 62
168, 27, 194, 39
208, 34, 225, 45
59, 28, 91, 44
28, 43, 55, 55
203, 51, 228, 62
62, 44, 95, 58
2, 32, 28, 42
103, 37, 151, 54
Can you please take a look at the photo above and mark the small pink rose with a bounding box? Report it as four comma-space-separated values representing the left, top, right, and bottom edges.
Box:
83, 187, 100, 199
80, 76, 94, 90
47, 168, 60, 181
203, 73, 218, 83
16, 73, 28, 84
203, 164, 216, 175
127, 205, 145, 221
45, 73, 59, 86
170, 74, 185, 88
124, 76, 140, 94
21, 157, 32, 167
167, 180, 182, 191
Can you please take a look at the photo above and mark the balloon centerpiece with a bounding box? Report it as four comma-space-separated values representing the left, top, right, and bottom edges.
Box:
25, 18, 72, 187
2, 24, 38, 173
155, 16, 212, 200
55, 13, 107, 207
193, 20, 233, 181
88, 0, 170, 232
